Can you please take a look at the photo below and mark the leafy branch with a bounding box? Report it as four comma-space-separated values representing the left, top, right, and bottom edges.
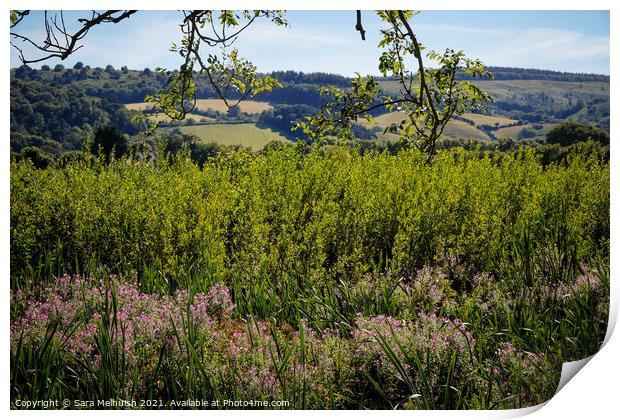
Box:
295, 10, 493, 162
11, 10, 288, 130
10, 10, 137, 64
143, 11, 288, 125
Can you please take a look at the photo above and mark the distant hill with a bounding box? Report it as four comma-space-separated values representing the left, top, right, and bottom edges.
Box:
457, 66, 609, 82
10, 65, 610, 153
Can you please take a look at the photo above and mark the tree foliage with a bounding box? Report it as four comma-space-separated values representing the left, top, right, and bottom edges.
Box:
90, 126, 128, 160
11, 10, 496, 161
10, 78, 138, 153
295, 11, 492, 161
546, 121, 610, 146
140, 10, 288, 126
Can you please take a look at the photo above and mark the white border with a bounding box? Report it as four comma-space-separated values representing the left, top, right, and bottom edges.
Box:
3, 1, 617, 419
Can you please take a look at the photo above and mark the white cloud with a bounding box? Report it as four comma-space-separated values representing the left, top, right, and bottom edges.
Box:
80, 15, 184, 69
239, 21, 356, 46
414, 23, 505, 36
414, 23, 608, 71
10, 13, 609, 75
505, 28, 608, 59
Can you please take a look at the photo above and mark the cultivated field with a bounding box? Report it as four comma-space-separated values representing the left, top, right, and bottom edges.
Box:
124, 99, 273, 115
194, 99, 272, 114
460, 112, 519, 127
144, 113, 216, 124
124, 102, 155, 111
443, 119, 491, 140
493, 123, 558, 139
359, 112, 491, 141
178, 123, 290, 150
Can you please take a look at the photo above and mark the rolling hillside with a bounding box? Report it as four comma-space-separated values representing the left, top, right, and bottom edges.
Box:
10, 65, 610, 153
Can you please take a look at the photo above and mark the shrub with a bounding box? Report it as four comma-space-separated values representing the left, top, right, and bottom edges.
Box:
546, 121, 609, 146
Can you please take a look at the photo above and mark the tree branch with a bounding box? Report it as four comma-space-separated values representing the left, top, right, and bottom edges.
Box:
355, 10, 366, 40
11, 10, 137, 64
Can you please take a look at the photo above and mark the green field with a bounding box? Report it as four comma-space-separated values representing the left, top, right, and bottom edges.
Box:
178, 123, 290, 150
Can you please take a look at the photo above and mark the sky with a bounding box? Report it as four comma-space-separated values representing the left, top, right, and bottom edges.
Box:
9, 10, 610, 76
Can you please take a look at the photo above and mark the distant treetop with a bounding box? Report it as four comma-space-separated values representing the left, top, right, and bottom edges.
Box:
457, 66, 609, 83
546, 121, 610, 146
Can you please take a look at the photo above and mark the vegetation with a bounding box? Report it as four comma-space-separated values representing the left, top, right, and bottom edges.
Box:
10, 78, 137, 154
546, 121, 610, 146
177, 124, 290, 151
11, 65, 610, 154
456, 66, 610, 82
9, 9, 610, 411
126, 99, 272, 115
11, 144, 609, 409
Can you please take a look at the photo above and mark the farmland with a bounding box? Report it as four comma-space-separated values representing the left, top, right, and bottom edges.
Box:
460, 112, 519, 127
494, 123, 558, 139
443, 119, 491, 140
194, 99, 273, 114
177, 123, 290, 150
357, 112, 491, 141
147, 113, 216, 124
125, 99, 272, 115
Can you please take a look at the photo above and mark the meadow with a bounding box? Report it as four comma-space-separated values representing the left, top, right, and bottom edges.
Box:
177, 124, 291, 151
460, 113, 519, 127
358, 112, 491, 141
493, 123, 558, 139
10, 143, 609, 409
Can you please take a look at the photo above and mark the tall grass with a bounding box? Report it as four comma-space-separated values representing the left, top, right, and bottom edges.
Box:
10, 143, 609, 409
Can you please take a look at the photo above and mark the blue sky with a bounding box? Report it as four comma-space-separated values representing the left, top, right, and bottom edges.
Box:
10, 10, 610, 75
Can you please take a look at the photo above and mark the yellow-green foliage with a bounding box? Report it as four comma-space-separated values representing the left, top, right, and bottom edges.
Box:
9, 144, 609, 409
11, 146, 609, 295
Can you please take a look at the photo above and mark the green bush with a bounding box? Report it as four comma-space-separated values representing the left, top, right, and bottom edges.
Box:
11, 145, 608, 296
10, 144, 609, 409
546, 121, 609, 146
